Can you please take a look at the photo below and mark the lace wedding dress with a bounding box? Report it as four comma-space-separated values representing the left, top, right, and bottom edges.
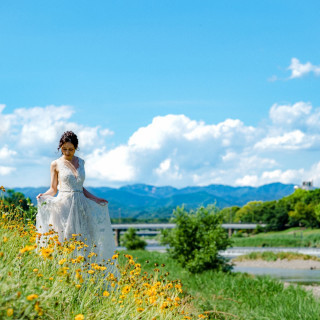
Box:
36, 157, 118, 275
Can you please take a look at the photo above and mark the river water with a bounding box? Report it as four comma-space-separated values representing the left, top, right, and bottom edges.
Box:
117, 242, 320, 284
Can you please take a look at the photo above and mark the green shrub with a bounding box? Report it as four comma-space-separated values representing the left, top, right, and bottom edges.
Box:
160, 205, 232, 273
121, 228, 147, 250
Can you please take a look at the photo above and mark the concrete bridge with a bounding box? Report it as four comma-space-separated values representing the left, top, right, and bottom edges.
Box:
112, 223, 266, 246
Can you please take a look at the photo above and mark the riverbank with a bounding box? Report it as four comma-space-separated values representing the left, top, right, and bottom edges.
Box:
233, 258, 320, 269
124, 250, 320, 320
231, 227, 320, 247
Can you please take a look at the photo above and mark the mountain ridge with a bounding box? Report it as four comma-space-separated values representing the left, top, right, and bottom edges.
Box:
11, 182, 296, 219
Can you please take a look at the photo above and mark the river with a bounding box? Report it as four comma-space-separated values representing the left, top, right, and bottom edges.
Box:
117, 241, 320, 284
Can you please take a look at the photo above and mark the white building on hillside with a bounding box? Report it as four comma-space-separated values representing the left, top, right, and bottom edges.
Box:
294, 181, 315, 191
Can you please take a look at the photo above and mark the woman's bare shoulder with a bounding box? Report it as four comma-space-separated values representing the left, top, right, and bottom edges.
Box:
50, 159, 60, 170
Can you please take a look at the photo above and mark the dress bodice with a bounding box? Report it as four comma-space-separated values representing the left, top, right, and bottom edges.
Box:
57, 157, 85, 192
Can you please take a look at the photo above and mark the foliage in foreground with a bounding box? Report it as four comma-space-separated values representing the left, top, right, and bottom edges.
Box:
121, 227, 147, 250
161, 206, 231, 273
0, 187, 37, 223
234, 251, 320, 262
125, 250, 320, 320
0, 190, 207, 320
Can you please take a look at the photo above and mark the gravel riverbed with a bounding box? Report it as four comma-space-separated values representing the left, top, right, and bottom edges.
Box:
233, 259, 320, 270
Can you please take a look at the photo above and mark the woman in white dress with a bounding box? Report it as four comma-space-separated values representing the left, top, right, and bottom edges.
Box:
36, 131, 118, 272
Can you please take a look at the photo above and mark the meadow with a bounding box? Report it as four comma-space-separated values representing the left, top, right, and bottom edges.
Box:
0, 202, 199, 320
2, 194, 320, 320
231, 227, 320, 247
123, 250, 320, 320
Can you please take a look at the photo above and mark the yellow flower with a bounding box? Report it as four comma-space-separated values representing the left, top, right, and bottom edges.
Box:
27, 294, 38, 301
34, 301, 43, 316
160, 302, 169, 309
87, 252, 97, 258
137, 307, 144, 312
3, 236, 8, 243
49, 277, 54, 280
112, 254, 118, 259
58, 258, 67, 265
122, 285, 131, 294
33, 268, 39, 273
19, 244, 37, 254
75, 284, 81, 289
103, 291, 110, 297
75, 314, 85, 320
87, 270, 95, 275
149, 296, 157, 304
40, 247, 54, 259
7, 308, 13, 316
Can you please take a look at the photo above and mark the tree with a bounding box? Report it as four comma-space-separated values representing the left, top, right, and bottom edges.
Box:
220, 206, 240, 223
234, 201, 264, 223
160, 205, 231, 273
121, 228, 147, 250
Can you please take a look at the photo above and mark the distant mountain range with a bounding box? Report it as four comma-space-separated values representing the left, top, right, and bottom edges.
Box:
13, 183, 295, 219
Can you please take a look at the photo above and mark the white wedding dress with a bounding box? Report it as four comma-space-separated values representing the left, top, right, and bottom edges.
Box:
36, 157, 119, 276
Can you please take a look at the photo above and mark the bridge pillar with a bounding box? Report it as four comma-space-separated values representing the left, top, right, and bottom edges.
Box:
114, 229, 120, 247
228, 228, 233, 237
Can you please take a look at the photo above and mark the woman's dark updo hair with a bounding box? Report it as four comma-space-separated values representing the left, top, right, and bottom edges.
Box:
58, 131, 79, 152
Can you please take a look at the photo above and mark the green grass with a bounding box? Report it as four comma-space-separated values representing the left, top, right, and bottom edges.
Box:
124, 250, 320, 320
0, 210, 194, 320
232, 228, 320, 247
234, 251, 320, 262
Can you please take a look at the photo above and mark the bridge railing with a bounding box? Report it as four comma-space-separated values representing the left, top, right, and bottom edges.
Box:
111, 223, 266, 246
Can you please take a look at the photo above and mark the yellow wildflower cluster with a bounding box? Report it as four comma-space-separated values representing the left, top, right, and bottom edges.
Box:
0, 186, 201, 319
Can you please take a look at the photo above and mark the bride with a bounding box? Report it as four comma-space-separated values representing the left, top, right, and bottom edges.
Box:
36, 131, 118, 270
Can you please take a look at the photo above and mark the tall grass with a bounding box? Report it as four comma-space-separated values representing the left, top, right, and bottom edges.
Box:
124, 250, 320, 320
0, 197, 202, 319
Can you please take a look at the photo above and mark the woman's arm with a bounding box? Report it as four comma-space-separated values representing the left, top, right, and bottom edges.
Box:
83, 187, 108, 205
36, 161, 59, 200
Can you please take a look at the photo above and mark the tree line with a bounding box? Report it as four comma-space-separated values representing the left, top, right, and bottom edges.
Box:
220, 188, 320, 231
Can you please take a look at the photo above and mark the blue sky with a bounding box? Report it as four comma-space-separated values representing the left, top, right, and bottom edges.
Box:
1, 1, 320, 188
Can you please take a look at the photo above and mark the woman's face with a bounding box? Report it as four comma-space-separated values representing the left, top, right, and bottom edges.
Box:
61, 142, 76, 160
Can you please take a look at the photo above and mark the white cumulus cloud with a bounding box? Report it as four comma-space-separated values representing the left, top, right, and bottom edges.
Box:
269, 102, 312, 126
0, 166, 16, 176
254, 130, 313, 150
2, 101, 320, 188
0, 145, 17, 160
288, 58, 320, 79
